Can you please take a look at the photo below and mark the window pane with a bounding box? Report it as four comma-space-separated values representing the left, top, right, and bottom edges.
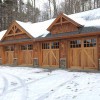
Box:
84, 38, 96, 47
28, 44, 33, 50
42, 43, 50, 49
70, 40, 81, 48
21, 45, 27, 50
51, 42, 59, 49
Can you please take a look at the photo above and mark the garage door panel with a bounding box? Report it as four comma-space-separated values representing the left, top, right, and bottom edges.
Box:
5, 51, 14, 65
21, 50, 33, 65
83, 48, 97, 69
69, 38, 98, 70
69, 48, 82, 68
42, 42, 59, 67
42, 50, 50, 66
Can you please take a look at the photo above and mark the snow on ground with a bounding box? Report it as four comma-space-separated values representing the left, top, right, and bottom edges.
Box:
0, 66, 100, 100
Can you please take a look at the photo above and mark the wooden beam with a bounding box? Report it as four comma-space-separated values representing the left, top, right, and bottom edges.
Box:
54, 21, 69, 26
6, 32, 24, 37
61, 17, 62, 25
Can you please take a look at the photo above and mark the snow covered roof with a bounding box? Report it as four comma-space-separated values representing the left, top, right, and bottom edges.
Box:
17, 8, 100, 38
67, 8, 100, 27
16, 19, 55, 38
0, 8, 100, 40
0, 30, 7, 40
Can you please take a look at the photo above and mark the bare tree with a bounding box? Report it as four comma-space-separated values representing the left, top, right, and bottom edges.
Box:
48, 0, 51, 19
50, 0, 57, 17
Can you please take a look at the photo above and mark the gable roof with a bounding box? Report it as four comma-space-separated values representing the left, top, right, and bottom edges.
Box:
16, 8, 100, 37
47, 13, 83, 31
1, 21, 34, 41
0, 8, 100, 42
16, 19, 54, 38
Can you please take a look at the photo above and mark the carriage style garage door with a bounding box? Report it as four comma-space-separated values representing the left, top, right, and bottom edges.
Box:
42, 42, 59, 67
5, 45, 14, 65
20, 44, 33, 65
69, 38, 98, 70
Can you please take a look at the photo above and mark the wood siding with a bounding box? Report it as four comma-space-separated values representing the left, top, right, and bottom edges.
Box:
50, 23, 78, 34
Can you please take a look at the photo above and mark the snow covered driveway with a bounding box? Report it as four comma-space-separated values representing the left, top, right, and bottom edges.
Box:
0, 67, 100, 100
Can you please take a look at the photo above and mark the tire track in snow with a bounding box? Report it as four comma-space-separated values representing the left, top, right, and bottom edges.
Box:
0, 71, 57, 100
0, 73, 9, 100
36, 75, 79, 100
4, 73, 57, 94
0, 74, 9, 95
0, 72, 28, 100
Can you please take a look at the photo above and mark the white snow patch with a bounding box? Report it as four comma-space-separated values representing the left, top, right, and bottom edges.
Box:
66, 8, 100, 27
16, 19, 55, 38
68, 8, 100, 21
0, 30, 7, 40
85, 19, 100, 27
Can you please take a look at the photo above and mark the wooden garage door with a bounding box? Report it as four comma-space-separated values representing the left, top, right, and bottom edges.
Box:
5, 46, 14, 65
21, 44, 33, 65
5, 51, 14, 64
42, 42, 59, 67
69, 38, 98, 70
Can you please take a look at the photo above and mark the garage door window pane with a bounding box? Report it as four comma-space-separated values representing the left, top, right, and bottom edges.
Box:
70, 40, 81, 48
84, 38, 96, 47
51, 42, 59, 49
21, 45, 27, 50
5, 46, 14, 51
42, 43, 50, 49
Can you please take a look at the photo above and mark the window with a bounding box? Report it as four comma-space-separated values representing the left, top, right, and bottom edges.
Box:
28, 44, 33, 50
21, 45, 27, 50
51, 42, 59, 49
84, 38, 96, 47
21, 44, 33, 50
5, 46, 14, 51
70, 40, 81, 48
42, 43, 50, 49
42, 42, 59, 49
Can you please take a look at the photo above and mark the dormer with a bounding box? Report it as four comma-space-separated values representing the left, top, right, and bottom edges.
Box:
47, 13, 82, 34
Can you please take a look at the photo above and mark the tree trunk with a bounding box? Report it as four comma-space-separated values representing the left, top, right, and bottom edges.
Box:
33, 0, 36, 22
89, 0, 91, 10
48, 0, 51, 18
53, 0, 57, 18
